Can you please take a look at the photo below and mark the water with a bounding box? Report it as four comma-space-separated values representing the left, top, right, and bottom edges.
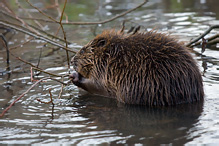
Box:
0, 0, 219, 145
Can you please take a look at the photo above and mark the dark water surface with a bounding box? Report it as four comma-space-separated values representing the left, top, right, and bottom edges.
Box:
0, 0, 219, 145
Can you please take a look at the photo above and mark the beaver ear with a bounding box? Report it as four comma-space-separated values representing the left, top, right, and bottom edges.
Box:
97, 39, 106, 47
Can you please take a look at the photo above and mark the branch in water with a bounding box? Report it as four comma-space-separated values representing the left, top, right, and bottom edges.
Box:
189, 34, 219, 48
186, 25, 219, 47
0, 77, 50, 117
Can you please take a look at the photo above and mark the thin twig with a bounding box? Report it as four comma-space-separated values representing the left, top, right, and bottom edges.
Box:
2, 0, 39, 34
36, 47, 43, 68
26, 0, 58, 23
58, 82, 64, 99
186, 25, 219, 47
2, 1, 27, 28
59, 0, 70, 71
16, 56, 38, 68
57, 76, 65, 99
50, 78, 68, 86
0, 20, 78, 53
0, 2, 11, 14
30, 67, 34, 82
0, 34, 9, 65
41, 2, 58, 10
8, 37, 34, 50
37, 88, 54, 105
29, 23, 72, 44
27, 0, 71, 70
15, 0, 44, 29
55, 0, 62, 19
208, 39, 219, 46
8, 49, 63, 78
32, 67, 63, 77
0, 77, 50, 117
31, 67, 63, 82
0, 10, 72, 45
189, 34, 219, 47
21, 0, 148, 25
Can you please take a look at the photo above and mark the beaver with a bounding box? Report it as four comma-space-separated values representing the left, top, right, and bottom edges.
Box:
70, 29, 204, 106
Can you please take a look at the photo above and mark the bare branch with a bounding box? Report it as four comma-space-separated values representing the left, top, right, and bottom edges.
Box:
20, 0, 148, 25
0, 34, 9, 64
37, 88, 55, 105
15, 0, 44, 29
189, 34, 219, 47
32, 67, 63, 78
0, 10, 72, 45
0, 20, 78, 53
9, 37, 34, 50
186, 25, 219, 47
59, 0, 70, 71
26, 0, 58, 23
0, 77, 50, 117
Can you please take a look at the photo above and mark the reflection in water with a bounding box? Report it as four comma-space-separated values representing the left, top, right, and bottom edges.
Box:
0, 92, 204, 145
70, 95, 204, 145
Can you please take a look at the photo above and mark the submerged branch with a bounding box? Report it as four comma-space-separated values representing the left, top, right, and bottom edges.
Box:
186, 25, 219, 47
189, 34, 219, 48
37, 88, 55, 105
0, 73, 68, 117
0, 77, 50, 117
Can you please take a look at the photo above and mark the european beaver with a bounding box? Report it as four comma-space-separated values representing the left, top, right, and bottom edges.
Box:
70, 29, 204, 106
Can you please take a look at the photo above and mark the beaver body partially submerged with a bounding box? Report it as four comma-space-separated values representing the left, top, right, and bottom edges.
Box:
70, 29, 204, 106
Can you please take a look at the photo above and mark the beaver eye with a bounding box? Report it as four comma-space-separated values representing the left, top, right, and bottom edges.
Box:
80, 49, 85, 54
97, 39, 106, 47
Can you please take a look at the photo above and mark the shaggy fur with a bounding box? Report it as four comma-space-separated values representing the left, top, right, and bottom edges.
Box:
71, 30, 204, 106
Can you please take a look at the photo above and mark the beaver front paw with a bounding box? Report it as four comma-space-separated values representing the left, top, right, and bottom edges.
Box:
69, 71, 109, 96
70, 71, 91, 92
69, 71, 81, 86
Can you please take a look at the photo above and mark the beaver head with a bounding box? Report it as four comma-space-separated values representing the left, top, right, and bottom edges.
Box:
70, 30, 204, 106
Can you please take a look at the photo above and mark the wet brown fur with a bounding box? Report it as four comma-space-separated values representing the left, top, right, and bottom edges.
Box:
72, 29, 204, 106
